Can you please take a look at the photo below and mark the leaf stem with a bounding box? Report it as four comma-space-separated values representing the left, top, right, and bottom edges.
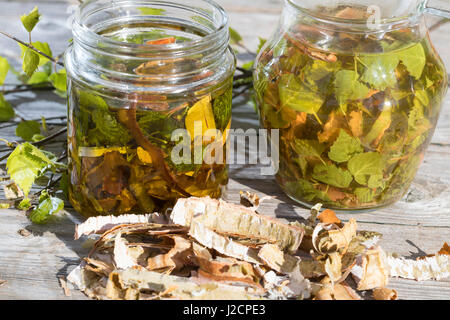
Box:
2, 84, 55, 95
33, 127, 67, 147
0, 128, 67, 162
0, 30, 64, 67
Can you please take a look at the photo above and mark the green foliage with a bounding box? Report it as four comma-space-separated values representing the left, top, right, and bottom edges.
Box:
22, 49, 40, 77
16, 120, 41, 141
229, 27, 242, 45
398, 43, 426, 79
279, 74, 324, 116
0, 94, 15, 122
348, 152, 383, 186
29, 190, 64, 224
354, 188, 375, 203
6, 143, 55, 197
212, 86, 232, 130
312, 163, 353, 189
328, 130, 363, 163
137, 7, 166, 15
334, 70, 370, 106
285, 179, 330, 202
293, 139, 326, 164
359, 54, 399, 90
20, 7, 41, 33
91, 109, 131, 146
49, 68, 67, 93
0, 56, 9, 85
20, 42, 53, 67
27, 71, 49, 85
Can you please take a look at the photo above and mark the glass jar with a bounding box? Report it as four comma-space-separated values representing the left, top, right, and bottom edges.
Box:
254, 0, 449, 211
65, 0, 235, 217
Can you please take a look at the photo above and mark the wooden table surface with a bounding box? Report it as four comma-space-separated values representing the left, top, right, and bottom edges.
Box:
0, 0, 449, 300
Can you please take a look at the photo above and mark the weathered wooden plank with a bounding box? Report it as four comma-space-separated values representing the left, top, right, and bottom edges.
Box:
0, 209, 88, 300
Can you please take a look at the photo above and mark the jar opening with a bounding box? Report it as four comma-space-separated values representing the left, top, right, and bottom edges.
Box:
73, 0, 229, 56
286, 0, 426, 32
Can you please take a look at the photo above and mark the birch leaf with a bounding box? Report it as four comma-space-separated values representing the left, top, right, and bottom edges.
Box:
0, 56, 9, 85
364, 107, 392, 146
29, 191, 64, 224
312, 163, 353, 189
293, 139, 326, 164
21, 7, 41, 33
6, 143, 55, 196
185, 95, 216, 141
0, 94, 14, 122
348, 152, 383, 186
359, 54, 399, 90
334, 70, 370, 105
328, 130, 364, 163
22, 49, 39, 77
398, 43, 426, 79
279, 74, 324, 115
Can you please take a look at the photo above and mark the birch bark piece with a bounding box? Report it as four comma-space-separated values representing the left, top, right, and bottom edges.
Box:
171, 197, 304, 253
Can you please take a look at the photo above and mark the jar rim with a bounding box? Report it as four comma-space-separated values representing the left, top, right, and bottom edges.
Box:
286, 0, 425, 32
72, 0, 229, 55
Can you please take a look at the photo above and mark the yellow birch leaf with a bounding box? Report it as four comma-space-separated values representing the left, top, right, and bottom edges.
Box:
137, 147, 153, 164
185, 95, 216, 142
349, 111, 363, 138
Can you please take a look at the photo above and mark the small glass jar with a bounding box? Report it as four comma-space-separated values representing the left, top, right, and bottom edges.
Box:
254, 0, 448, 211
65, 0, 235, 217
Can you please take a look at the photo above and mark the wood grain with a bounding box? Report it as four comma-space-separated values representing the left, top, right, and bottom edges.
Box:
0, 0, 449, 300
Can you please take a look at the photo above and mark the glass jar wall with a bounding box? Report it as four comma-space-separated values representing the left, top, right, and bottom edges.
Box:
254, 0, 448, 211
65, 0, 235, 217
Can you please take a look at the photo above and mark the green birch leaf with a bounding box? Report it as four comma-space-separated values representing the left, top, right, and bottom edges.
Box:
334, 70, 370, 105
294, 156, 308, 177
20, 42, 52, 67
285, 179, 330, 202
29, 191, 64, 224
16, 120, 41, 141
229, 27, 243, 45
398, 43, 426, 79
212, 85, 232, 130
33, 42, 52, 66
21, 7, 41, 33
293, 139, 326, 163
279, 74, 324, 115
257, 37, 267, 54
305, 59, 339, 82
364, 107, 392, 145
22, 49, 39, 77
0, 94, 15, 122
31, 134, 45, 142
6, 143, 55, 196
368, 174, 384, 189
355, 188, 375, 203
359, 55, 399, 90
27, 71, 49, 85
49, 68, 67, 92
137, 8, 166, 15
18, 198, 31, 210
0, 56, 9, 85
312, 163, 353, 189
328, 130, 364, 163
348, 152, 383, 186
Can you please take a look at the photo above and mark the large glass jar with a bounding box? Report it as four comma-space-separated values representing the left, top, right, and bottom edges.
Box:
254, 0, 448, 211
65, 0, 235, 217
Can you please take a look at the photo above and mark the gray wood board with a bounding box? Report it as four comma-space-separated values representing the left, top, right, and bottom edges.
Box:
0, 0, 449, 300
